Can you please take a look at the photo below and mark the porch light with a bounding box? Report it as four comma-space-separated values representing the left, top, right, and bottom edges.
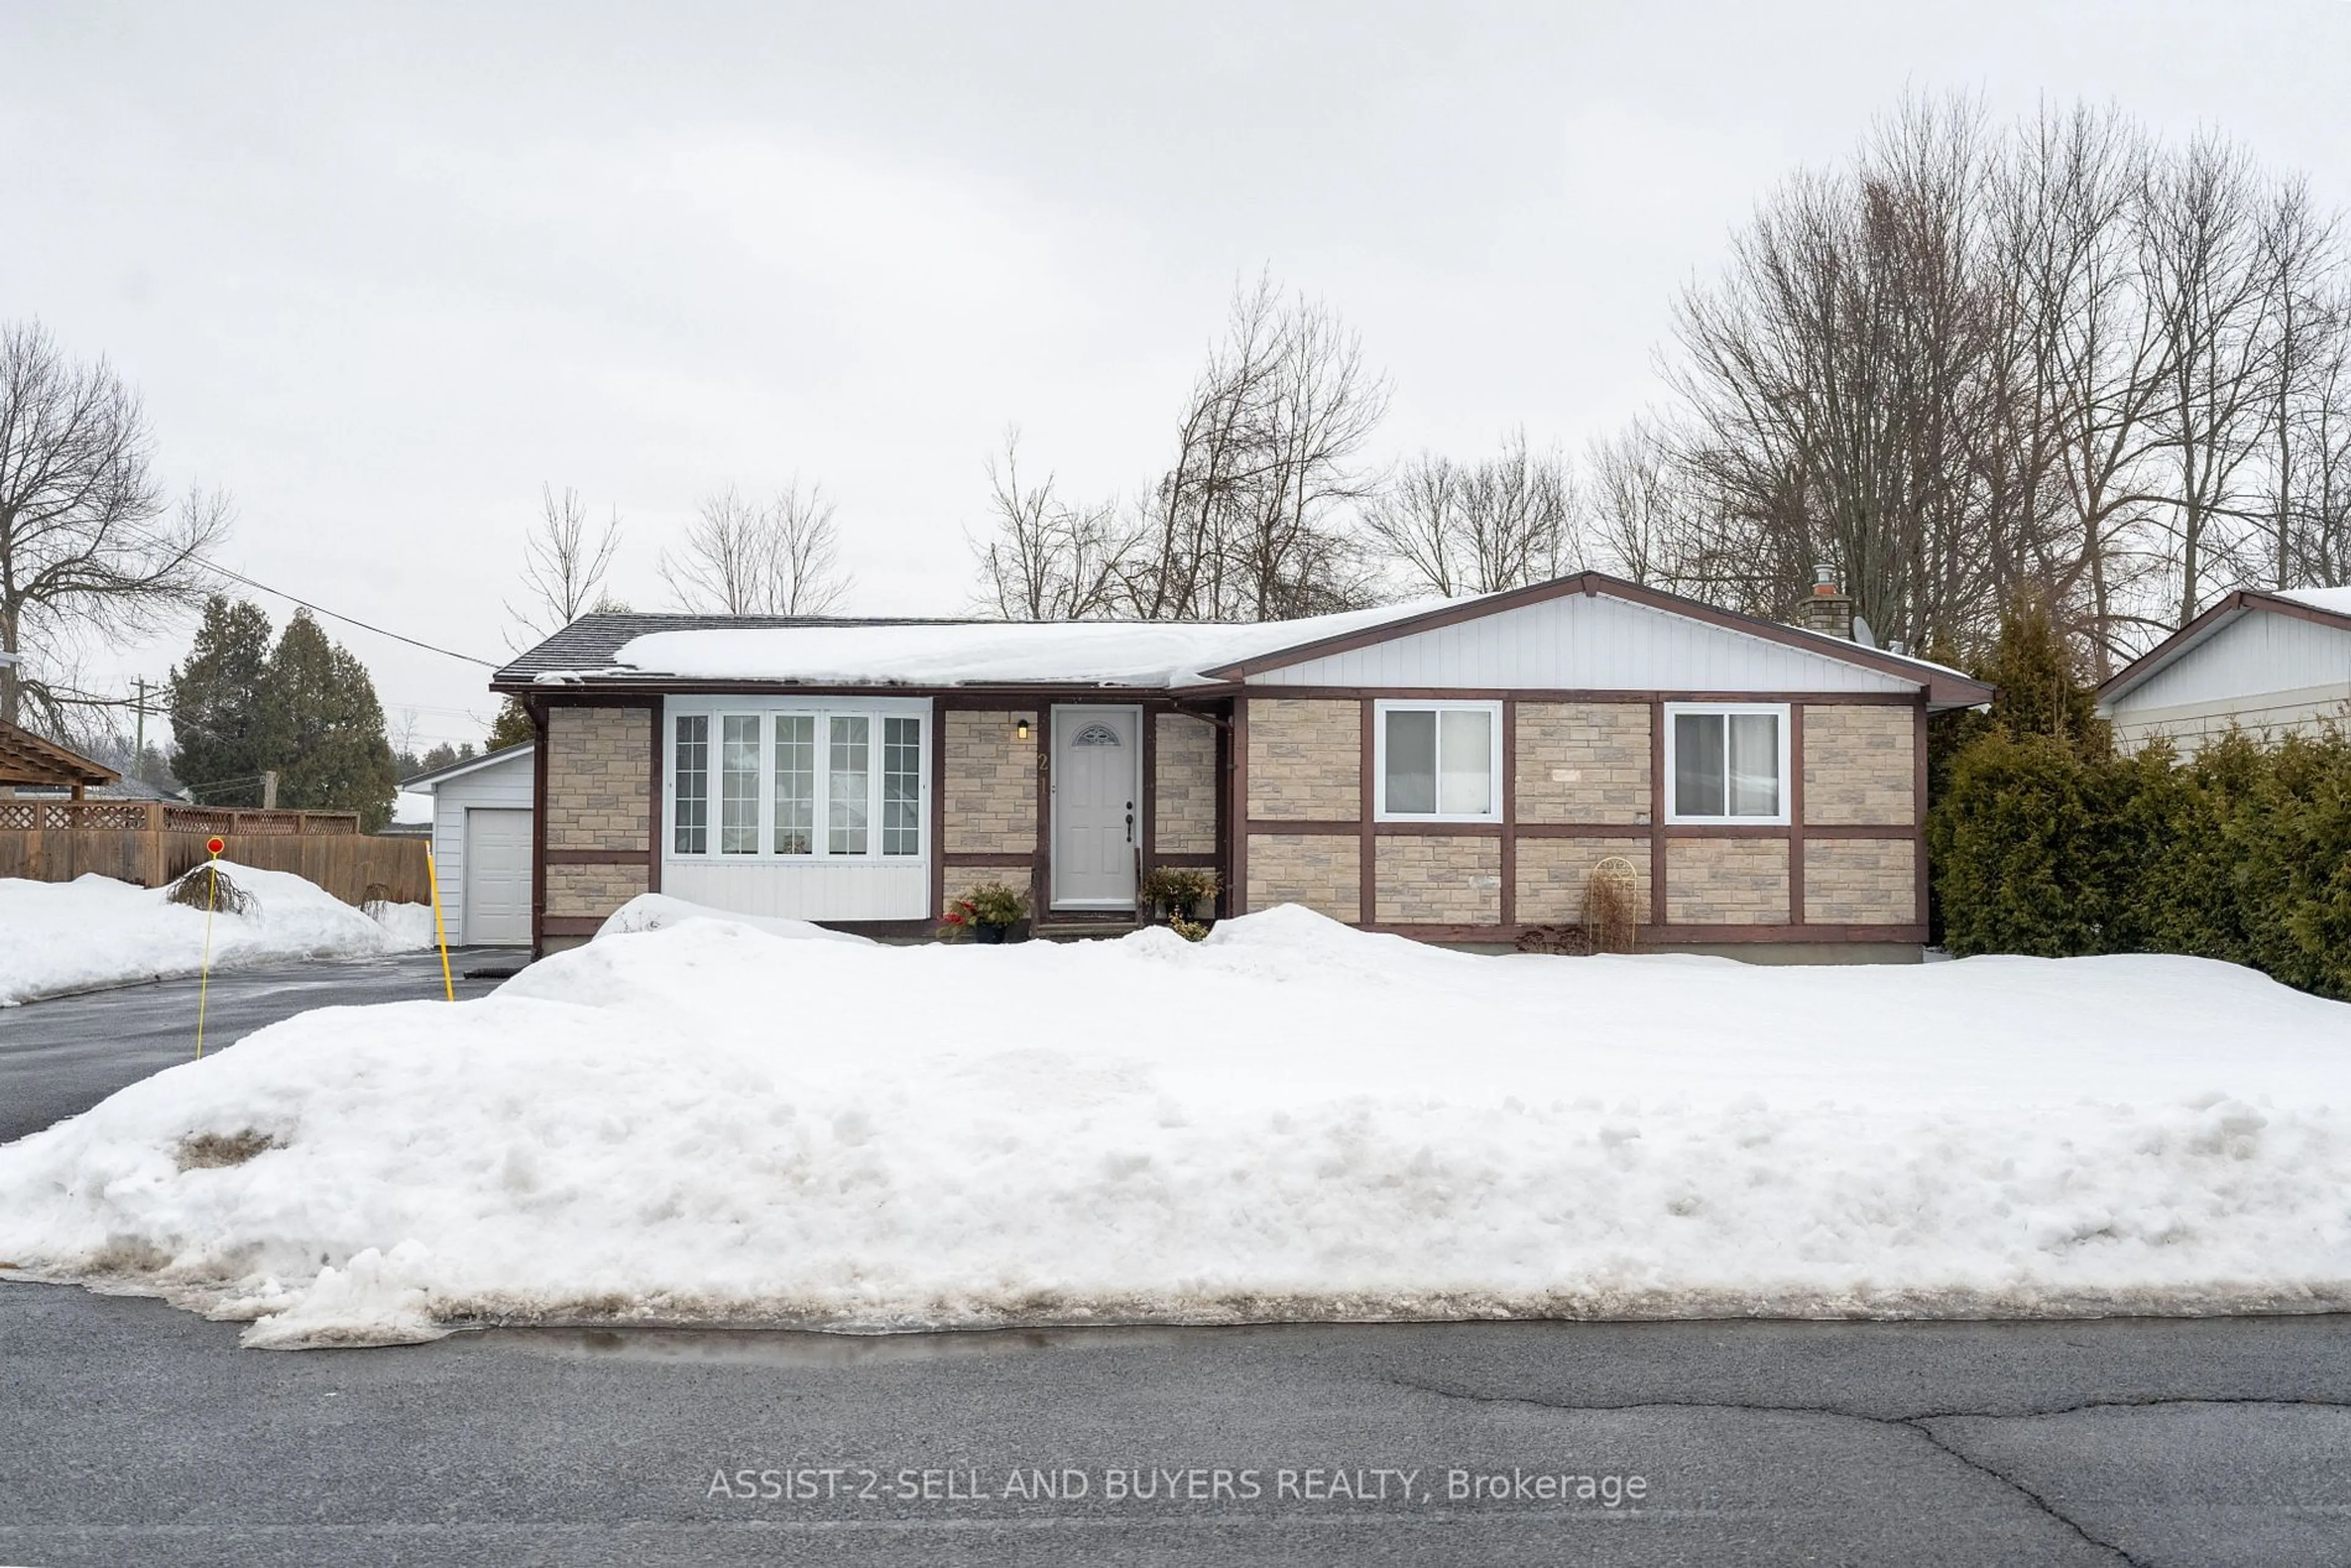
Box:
1016, 716, 1032, 741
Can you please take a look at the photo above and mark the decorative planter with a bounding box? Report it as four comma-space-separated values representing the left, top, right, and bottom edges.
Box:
974, 921, 1010, 945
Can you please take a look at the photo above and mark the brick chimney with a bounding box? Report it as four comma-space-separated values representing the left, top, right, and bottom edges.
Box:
1793, 563, 1854, 640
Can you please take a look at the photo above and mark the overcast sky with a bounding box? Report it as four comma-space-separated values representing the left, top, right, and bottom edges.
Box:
5, 1, 2347, 750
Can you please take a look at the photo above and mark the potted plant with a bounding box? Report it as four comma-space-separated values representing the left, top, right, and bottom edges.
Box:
1139, 866, 1219, 929
940, 880, 1029, 944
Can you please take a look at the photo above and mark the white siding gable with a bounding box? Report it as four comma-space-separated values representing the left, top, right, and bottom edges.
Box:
1245, 588, 1918, 694
2111, 609, 2351, 715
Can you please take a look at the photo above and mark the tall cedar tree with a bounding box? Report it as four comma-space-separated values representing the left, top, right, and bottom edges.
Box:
486, 696, 534, 751
266, 611, 399, 829
167, 596, 277, 805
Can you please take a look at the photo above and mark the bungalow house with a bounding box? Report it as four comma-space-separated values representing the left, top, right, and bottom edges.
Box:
492, 571, 1990, 959
2097, 587, 2351, 756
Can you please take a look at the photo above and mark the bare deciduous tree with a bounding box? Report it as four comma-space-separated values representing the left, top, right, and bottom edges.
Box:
1365, 431, 1577, 597
662, 480, 852, 617
509, 483, 621, 643
970, 432, 1131, 620
1582, 416, 1700, 590
1126, 276, 1390, 620
0, 321, 227, 730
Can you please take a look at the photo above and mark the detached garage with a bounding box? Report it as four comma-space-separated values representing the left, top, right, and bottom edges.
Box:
403, 743, 534, 946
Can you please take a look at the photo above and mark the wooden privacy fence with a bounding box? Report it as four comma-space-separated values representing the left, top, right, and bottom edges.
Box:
0, 800, 431, 906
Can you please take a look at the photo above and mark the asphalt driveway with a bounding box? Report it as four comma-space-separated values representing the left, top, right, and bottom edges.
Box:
0, 950, 511, 1144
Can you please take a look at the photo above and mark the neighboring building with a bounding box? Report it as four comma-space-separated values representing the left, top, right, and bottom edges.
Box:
0, 721, 119, 798
492, 571, 1991, 960
2098, 587, 2351, 756
399, 743, 535, 946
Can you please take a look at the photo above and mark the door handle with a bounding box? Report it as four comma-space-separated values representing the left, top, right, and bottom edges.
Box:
1126, 801, 1135, 843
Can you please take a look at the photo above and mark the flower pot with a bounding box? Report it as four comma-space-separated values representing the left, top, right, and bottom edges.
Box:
975, 921, 1009, 945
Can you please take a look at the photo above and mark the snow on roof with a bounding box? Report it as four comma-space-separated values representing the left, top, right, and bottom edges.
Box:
2274, 585, 2351, 618
597, 601, 1444, 689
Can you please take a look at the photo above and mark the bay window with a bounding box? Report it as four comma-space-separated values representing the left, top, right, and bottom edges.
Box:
667, 701, 926, 860
1665, 703, 1789, 823
1375, 700, 1502, 822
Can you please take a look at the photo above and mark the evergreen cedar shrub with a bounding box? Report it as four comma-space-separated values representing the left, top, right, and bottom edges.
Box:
1927, 593, 2351, 1000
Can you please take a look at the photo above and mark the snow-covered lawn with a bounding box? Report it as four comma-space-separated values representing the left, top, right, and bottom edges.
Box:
3, 903, 2349, 1349
0, 864, 435, 1006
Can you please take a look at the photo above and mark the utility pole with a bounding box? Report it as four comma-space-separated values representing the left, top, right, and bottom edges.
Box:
261, 769, 279, 810
133, 677, 148, 768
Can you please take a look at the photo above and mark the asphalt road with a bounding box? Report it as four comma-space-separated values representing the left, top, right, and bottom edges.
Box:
0, 950, 508, 1143
5, 1288, 2351, 1566
6, 961, 2351, 1565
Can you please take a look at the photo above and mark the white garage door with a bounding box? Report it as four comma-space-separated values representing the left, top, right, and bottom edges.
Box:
462, 808, 533, 947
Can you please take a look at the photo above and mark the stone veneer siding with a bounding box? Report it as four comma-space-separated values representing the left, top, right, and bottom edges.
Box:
1247, 833, 1360, 923
1246, 699, 1359, 820
1802, 705, 1915, 825
1154, 713, 1218, 854
1375, 835, 1501, 924
943, 709, 1038, 856
1666, 839, 1789, 925
544, 862, 650, 919
1515, 836, 1652, 924
545, 705, 652, 851
1803, 838, 1916, 925
1515, 703, 1651, 823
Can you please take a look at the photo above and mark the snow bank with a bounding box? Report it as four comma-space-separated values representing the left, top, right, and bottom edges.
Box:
5, 906, 2351, 1348
0, 864, 434, 1005
594, 892, 876, 945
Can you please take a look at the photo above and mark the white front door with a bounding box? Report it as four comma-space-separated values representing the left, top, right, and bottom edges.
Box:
1052, 707, 1139, 910
462, 808, 533, 946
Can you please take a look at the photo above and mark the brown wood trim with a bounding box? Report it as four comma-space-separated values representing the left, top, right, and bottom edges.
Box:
929, 697, 947, 919
1649, 921, 1930, 945
1150, 851, 1219, 867
1231, 699, 1248, 914
1213, 704, 1233, 916
1197, 569, 1995, 706
1499, 698, 1517, 929
1914, 697, 1931, 929
1648, 697, 1667, 926
943, 852, 1037, 868
1234, 685, 1922, 706
1788, 703, 1805, 927
1359, 696, 1377, 926
1140, 703, 1159, 898
541, 915, 604, 937
531, 701, 550, 958
542, 847, 652, 866
1513, 822, 1651, 838
1806, 823, 1921, 840
1033, 707, 1052, 913
645, 703, 664, 896
1356, 920, 1922, 945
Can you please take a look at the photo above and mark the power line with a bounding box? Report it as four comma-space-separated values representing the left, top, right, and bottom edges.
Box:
193, 555, 501, 668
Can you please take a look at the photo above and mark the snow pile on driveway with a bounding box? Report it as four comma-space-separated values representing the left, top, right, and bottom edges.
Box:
0, 864, 434, 1005
4, 906, 2350, 1348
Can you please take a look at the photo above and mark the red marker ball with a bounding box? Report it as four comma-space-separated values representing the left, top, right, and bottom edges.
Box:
206, 836, 225, 855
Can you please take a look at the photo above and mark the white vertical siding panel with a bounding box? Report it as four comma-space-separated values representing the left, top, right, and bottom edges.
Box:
2117, 610, 2351, 715
661, 859, 930, 921
1251, 593, 1913, 692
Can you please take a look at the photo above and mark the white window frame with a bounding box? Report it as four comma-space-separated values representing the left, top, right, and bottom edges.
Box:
664, 697, 929, 862
1662, 701, 1791, 826
1373, 699, 1505, 823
